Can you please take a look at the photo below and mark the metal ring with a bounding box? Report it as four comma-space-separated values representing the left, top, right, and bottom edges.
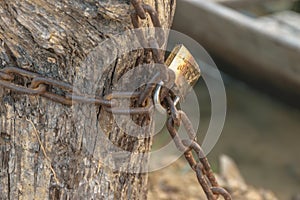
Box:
153, 81, 166, 114
154, 81, 180, 114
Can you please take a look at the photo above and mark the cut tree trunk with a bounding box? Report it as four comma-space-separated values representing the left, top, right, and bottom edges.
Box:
0, 0, 175, 199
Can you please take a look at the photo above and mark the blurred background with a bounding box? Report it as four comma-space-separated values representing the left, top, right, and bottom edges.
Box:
150, 0, 300, 199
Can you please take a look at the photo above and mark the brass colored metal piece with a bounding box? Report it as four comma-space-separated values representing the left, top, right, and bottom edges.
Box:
165, 44, 201, 99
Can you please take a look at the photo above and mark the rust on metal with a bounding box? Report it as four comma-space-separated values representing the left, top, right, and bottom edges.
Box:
0, 71, 13, 81
131, 0, 147, 19
41, 92, 73, 105
195, 163, 216, 200
30, 77, 74, 92
104, 98, 153, 115
165, 44, 201, 99
165, 95, 230, 200
1, 66, 39, 78
138, 72, 162, 106
0, 67, 141, 111
0, 79, 47, 95
130, 1, 165, 51
211, 187, 232, 200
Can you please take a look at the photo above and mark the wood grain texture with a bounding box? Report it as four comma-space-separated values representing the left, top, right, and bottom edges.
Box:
173, 0, 300, 99
0, 0, 175, 199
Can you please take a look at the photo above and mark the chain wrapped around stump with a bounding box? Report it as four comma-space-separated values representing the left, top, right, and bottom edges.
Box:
0, 1, 232, 199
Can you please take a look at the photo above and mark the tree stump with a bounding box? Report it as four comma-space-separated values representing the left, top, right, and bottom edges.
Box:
0, 0, 175, 199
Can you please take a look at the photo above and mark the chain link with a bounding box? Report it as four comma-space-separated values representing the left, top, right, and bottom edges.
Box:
0, 66, 154, 114
166, 97, 232, 200
130, 0, 168, 106
0, 1, 232, 199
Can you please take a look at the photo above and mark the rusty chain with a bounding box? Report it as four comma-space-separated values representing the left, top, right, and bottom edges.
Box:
166, 104, 232, 200
0, 1, 232, 199
0, 66, 153, 114
130, 1, 232, 199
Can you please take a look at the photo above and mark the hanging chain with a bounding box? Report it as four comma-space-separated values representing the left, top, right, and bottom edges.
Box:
0, 1, 232, 199
130, 1, 232, 199
166, 97, 232, 200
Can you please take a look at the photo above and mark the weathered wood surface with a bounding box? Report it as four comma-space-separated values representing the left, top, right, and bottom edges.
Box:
173, 0, 300, 99
258, 10, 300, 39
0, 0, 175, 199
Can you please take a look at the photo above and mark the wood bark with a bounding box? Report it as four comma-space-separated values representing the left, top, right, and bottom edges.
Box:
0, 0, 175, 199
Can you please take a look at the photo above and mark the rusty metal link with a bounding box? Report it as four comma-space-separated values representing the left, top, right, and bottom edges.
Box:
131, 0, 147, 19
137, 71, 162, 106
105, 97, 153, 115
182, 140, 219, 187
131, 4, 162, 30
1, 66, 40, 78
166, 96, 232, 200
149, 37, 164, 64
137, 68, 175, 106
0, 67, 48, 95
130, 0, 168, 108
130, 1, 164, 48
0, 79, 47, 95
195, 163, 216, 199
211, 187, 232, 200
166, 96, 180, 126
0, 66, 154, 114
0, 71, 13, 80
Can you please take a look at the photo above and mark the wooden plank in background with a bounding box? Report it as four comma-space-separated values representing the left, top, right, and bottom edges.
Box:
172, 0, 300, 98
